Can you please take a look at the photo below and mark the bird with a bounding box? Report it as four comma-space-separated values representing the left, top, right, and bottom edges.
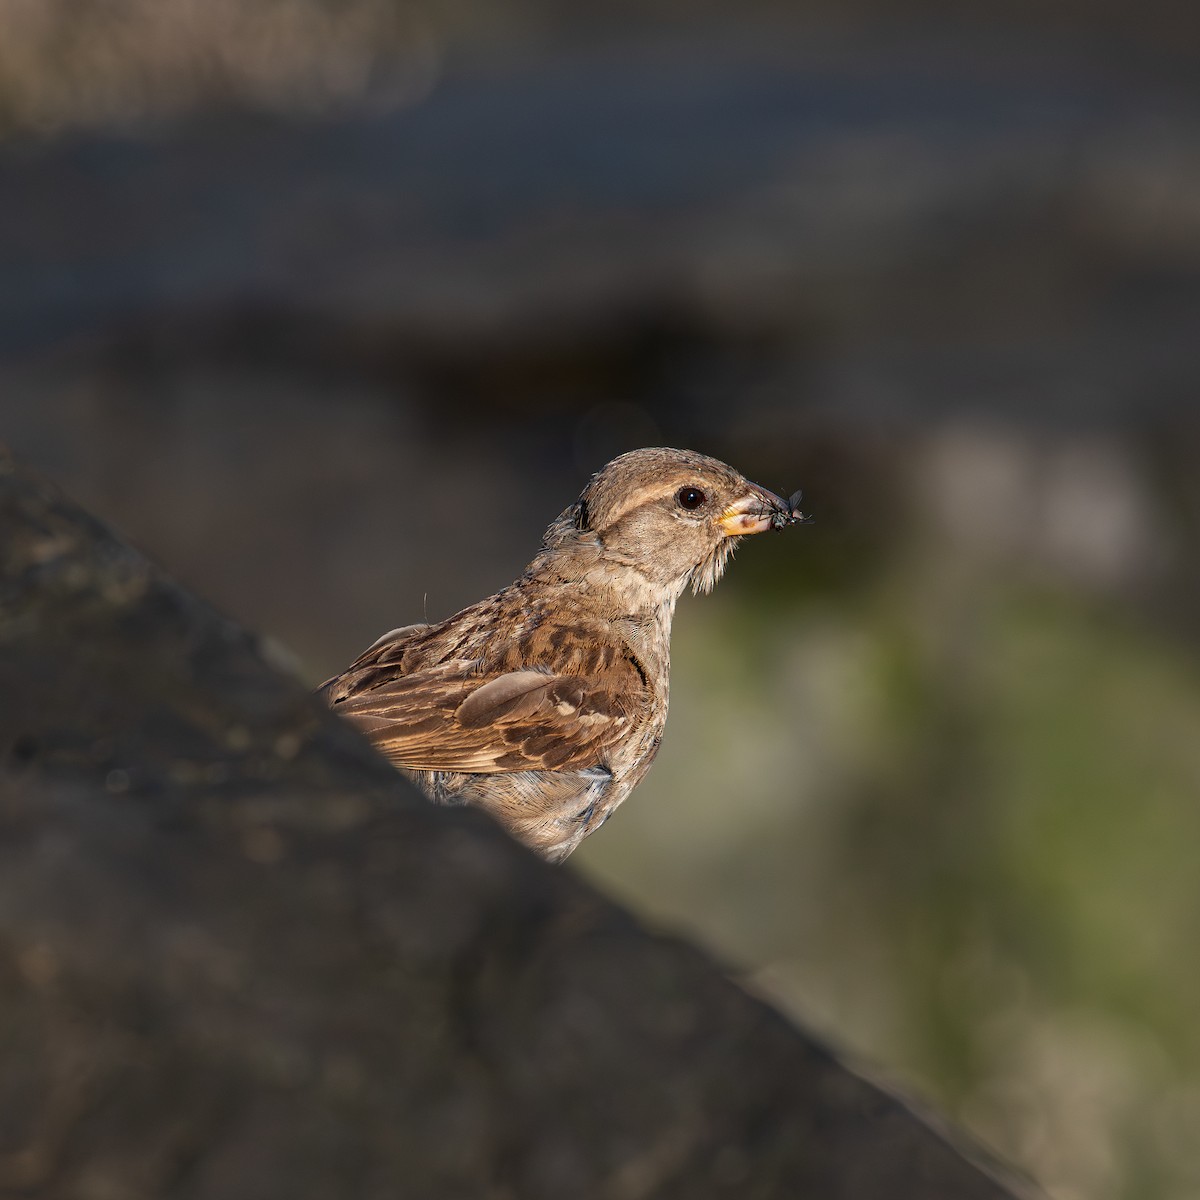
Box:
319, 447, 806, 863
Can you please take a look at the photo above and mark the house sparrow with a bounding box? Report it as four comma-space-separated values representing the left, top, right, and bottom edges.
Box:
320, 448, 806, 862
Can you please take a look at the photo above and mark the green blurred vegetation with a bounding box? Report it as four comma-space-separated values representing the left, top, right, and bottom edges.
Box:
578, 529, 1200, 1200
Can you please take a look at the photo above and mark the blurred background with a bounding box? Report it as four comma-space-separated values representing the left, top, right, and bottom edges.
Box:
4, 2, 1200, 1197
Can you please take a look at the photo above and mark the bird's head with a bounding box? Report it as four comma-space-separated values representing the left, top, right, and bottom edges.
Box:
541, 447, 805, 600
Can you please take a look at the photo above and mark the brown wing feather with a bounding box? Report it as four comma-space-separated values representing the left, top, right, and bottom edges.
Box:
329, 661, 637, 774
321, 603, 648, 775
318, 622, 432, 698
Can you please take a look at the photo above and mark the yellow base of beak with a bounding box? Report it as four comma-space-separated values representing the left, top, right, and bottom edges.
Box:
719, 511, 775, 536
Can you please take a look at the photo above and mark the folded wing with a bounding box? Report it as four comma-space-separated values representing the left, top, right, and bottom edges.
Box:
326, 660, 637, 775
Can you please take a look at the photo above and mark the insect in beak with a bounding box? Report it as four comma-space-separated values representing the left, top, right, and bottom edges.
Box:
768, 489, 812, 530
720, 485, 812, 536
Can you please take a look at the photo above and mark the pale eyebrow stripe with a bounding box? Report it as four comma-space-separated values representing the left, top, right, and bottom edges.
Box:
597, 480, 680, 526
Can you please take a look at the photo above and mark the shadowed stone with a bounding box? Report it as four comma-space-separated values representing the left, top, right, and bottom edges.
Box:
0, 447, 1032, 1199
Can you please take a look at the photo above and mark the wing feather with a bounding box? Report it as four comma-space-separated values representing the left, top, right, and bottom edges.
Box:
321, 610, 646, 775
456, 670, 555, 727
328, 660, 638, 774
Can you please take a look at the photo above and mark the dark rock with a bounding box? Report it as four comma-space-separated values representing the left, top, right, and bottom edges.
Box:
0, 447, 1030, 1198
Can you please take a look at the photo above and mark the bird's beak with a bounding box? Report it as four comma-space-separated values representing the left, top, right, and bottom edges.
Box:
719, 484, 797, 537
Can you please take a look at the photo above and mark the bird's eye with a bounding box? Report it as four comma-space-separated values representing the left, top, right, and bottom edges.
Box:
676, 486, 706, 511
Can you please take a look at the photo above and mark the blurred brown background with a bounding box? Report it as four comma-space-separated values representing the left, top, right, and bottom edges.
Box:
4, 3, 1200, 1198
